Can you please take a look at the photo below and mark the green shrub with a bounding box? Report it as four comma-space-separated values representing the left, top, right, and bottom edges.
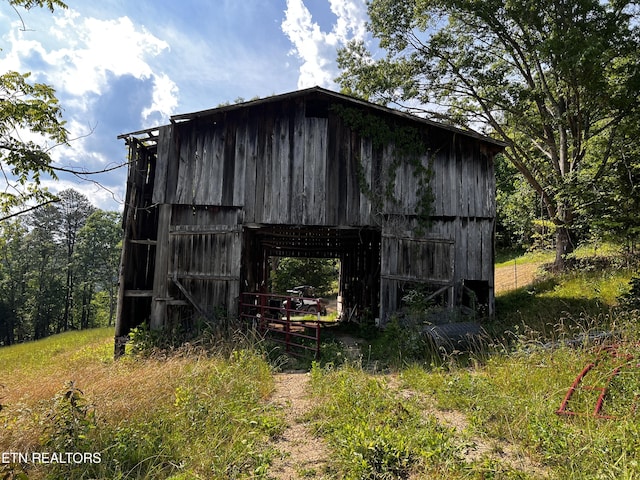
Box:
41, 382, 96, 454
618, 274, 640, 310
367, 317, 436, 369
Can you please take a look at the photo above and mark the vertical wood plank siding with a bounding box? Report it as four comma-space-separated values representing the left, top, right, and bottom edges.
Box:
161, 101, 494, 224
142, 94, 497, 327
161, 206, 242, 322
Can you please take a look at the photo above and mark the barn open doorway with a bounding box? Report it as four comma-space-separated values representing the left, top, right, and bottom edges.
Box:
241, 225, 381, 323
268, 256, 340, 318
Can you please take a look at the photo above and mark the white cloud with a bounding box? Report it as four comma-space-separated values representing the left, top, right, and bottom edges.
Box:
328, 0, 368, 44
281, 0, 367, 89
41, 177, 125, 211
281, 0, 332, 88
0, 8, 178, 210
47, 12, 168, 98
141, 72, 179, 126
0, 8, 178, 121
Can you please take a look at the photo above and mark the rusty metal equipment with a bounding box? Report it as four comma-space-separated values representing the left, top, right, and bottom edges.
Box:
557, 344, 639, 419
240, 292, 325, 359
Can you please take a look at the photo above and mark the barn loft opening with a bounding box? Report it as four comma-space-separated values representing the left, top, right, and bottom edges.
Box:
241, 225, 381, 322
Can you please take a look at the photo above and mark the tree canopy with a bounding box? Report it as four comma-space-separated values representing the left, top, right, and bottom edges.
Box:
270, 257, 339, 298
1, 0, 68, 218
337, 0, 640, 267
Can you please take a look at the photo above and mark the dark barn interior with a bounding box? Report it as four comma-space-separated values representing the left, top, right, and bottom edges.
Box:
243, 225, 381, 319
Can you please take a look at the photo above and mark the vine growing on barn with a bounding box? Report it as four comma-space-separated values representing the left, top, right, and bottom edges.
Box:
331, 104, 434, 232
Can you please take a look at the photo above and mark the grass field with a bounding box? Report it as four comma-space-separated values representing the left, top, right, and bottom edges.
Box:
1, 246, 639, 479
0, 329, 283, 479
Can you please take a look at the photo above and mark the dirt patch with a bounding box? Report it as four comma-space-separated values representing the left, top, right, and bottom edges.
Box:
495, 261, 544, 294
269, 372, 330, 479
389, 375, 549, 479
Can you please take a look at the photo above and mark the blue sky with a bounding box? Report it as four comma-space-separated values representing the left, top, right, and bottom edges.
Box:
0, 0, 370, 210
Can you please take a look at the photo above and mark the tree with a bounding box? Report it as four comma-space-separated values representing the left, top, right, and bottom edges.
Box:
0, 0, 68, 218
75, 210, 122, 327
0, 188, 120, 342
495, 155, 538, 250
0, 219, 29, 344
576, 112, 640, 250
270, 257, 339, 297
56, 189, 94, 331
24, 202, 64, 339
337, 0, 640, 268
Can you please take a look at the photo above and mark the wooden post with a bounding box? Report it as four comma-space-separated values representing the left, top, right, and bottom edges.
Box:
315, 320, 321, 359
285, 317, 291, 354
113, 237, 129, 358
260, 293, 266, 318
286, 297, 291, 323
114, 142, 138, 358
150, 204, 172, 330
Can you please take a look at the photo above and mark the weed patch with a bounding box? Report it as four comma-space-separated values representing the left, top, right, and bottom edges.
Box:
402, 329, 640, 479
0, 331, 284, 480
41, 382, 97, 455
365, 317, 439, 370
307, 364, 463, 478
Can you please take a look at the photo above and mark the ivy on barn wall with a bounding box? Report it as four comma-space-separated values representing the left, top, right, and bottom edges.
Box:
331, 104, 435, 233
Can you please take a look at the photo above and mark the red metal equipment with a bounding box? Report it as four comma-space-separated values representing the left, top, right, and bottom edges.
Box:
239, 292, 323, 359
557, 344, 639, 419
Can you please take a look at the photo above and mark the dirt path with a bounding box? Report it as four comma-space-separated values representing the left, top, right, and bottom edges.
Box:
269, 372, 330, 479
267, 327, 550, 478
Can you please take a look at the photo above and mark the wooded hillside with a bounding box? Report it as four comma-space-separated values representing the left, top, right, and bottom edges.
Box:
0, 189, 121, 345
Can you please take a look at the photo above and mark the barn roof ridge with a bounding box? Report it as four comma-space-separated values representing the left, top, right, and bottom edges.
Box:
119, 85, 505, 148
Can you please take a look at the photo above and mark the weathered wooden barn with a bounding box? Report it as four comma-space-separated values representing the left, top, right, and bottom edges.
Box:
114, 86, 503, 347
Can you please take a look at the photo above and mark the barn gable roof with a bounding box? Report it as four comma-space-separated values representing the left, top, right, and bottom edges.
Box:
119, 86, 505, 150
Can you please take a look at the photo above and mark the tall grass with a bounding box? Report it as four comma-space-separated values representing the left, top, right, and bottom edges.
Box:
306, 363, 466, 479
303, 246, 640, 479
494, 253, 634, 337
401, 319, 640, 479
303, 314, 640, 478
0, 328, 284, 479
306, 360, 554, 479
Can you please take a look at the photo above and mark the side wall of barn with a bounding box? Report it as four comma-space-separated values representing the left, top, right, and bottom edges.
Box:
378, 127, 495, 320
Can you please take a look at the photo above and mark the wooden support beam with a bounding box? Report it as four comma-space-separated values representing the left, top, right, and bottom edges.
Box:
128, 239, 157, 245
124, 290, 154, 297
171, 275, 209, 320
169, 273, 241, 281
150, 204, 171, 330
380, 274, 454, 284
